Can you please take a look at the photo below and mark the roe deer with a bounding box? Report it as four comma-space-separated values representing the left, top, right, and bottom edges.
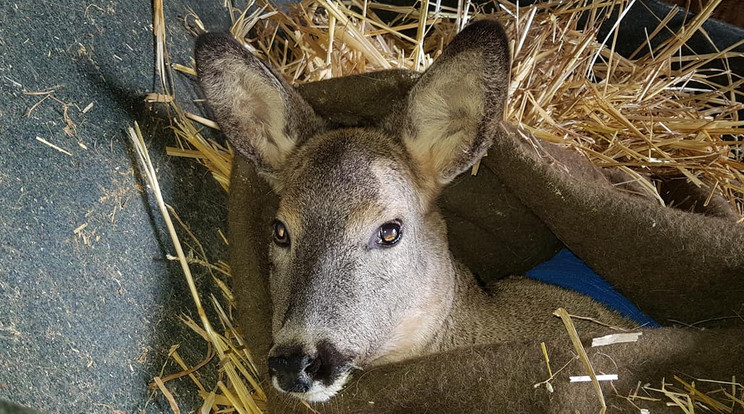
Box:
196, 20, 632, 403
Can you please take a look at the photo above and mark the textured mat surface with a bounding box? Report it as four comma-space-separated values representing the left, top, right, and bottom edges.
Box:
0, 1, 236, 412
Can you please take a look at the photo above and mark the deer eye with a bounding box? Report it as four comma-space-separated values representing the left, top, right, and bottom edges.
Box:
375, 220, 402, 247
273, 220, 290, 247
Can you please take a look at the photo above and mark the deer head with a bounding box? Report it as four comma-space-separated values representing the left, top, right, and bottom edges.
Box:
196, 20, 510, 402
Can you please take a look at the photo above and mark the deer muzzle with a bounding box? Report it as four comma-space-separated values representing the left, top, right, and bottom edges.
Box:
267, 340, 354, 402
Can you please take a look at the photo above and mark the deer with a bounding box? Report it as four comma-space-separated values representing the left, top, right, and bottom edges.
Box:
195, 20, 635, 403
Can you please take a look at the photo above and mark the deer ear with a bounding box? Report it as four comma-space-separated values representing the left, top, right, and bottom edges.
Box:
195, 33, 324, 177
404, 20, 510, 185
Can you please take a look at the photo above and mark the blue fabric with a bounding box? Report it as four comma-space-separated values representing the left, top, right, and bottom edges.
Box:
526, 248, 660, 327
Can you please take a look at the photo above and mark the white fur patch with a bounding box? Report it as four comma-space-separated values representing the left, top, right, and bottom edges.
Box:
273, 370, 352, 403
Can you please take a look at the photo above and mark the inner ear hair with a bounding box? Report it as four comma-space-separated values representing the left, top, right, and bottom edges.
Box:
195, 33, 324, 176
404, 19, 511, 185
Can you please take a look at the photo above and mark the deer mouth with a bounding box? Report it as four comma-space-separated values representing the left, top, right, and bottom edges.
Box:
268, 340, 356, 402
272, 367, 353, 402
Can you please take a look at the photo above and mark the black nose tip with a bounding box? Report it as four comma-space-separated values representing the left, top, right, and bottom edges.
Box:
268, 351, 319, 393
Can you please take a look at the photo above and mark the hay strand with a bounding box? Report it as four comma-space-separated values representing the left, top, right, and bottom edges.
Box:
128, 122, 264, 412
554, 307, 607, 413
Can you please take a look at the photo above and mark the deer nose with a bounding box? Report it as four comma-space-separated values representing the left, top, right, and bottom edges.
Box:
268, 350, 321, 393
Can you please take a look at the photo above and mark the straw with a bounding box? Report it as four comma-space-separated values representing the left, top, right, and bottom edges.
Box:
164, 0, 743, 215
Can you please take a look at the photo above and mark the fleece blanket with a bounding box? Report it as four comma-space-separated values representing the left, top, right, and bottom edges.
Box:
227, 70, 744, 413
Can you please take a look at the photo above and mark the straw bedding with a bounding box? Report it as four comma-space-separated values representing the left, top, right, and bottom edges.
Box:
167, 0, 744, 216
138, 0, 744, 412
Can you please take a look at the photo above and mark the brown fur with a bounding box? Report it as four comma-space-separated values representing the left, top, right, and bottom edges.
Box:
297, 71, 563, 280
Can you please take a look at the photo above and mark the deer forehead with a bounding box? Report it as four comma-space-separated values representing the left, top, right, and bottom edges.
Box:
277, 130, 420, 237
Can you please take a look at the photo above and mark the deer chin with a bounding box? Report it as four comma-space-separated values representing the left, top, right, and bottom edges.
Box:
273, 369, 352, 402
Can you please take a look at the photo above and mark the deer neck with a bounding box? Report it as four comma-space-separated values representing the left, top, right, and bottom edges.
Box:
429, 259, 498, 352
411, 211, 496, 353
